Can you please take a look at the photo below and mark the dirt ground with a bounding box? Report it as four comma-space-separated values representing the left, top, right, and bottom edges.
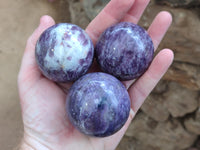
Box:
0, 0, 70, 149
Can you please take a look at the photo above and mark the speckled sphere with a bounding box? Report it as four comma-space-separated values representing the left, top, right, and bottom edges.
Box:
95, 22, 154, 81
35, 23, 94, 82
66, 72, 130, 137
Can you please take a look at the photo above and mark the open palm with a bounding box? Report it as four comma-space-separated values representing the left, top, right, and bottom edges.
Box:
18, 0, 174, 149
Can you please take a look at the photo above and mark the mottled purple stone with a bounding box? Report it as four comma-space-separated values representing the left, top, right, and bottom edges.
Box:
66, 72, 130, 137
35, 23, 94, 82
95, 22, 154, 80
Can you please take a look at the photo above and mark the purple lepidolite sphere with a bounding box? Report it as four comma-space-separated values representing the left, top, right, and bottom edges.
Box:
95, 22, 154, 80
66, 72, 130, 137
35, 23, 94, 82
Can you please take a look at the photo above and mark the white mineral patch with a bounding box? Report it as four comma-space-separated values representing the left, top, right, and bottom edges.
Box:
43, 24, 91, 73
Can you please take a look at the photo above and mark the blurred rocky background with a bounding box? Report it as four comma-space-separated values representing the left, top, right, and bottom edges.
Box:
0, 0, 199, 150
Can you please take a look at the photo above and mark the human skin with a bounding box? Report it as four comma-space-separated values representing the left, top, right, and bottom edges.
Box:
18, 0, 174, 149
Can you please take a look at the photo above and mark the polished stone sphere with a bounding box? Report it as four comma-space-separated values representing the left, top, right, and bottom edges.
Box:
35, 23, 94, 82
95, 22, 154, 80
66, 72, 130, 137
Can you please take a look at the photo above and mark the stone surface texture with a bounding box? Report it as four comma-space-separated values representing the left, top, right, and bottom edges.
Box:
125, 112, 197, 150
141, 94, 170, 122
95, 22, 154, 80
163, 82, 199, 117
35, 23, 94, 82
68, 0, 90, 29
66, 72, 130, 137
184, 108, 200, 135
155, 0, 200, 7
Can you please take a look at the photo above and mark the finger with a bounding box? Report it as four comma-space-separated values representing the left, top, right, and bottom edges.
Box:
122, 0, 150, 23
18, 16, 55, 88
128, 49, 174, 113
86, 0, 135, 44
27, 16, 55, 49
148, 11, 172, 50
123, 79, 136, 90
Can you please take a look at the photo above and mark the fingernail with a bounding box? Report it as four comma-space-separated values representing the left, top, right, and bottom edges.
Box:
130, 108, 135, 119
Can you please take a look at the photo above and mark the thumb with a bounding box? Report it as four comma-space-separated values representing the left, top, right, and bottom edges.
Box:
18, 15, 55, 97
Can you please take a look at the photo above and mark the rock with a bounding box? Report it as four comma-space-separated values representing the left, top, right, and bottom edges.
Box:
116, 136, 136, 150
83, 0, 110, 20
48, 0, 55, 2
184, 108, 200, 135
56, 0, 71, 22
141, 93, 170, 122
68, 0, 90, 28
125, 112, 157, 137
116, 136, 157, 150
163, 82, 199, 117
196, 137, 200, 148
186, 148, 198, 150
163, 62, 200, 90
126, 112, 197, 150
155, 0, 200, 8
139, 4, 200, 66
138, 2, 200, 90
153, 79, 169, 94
153, 79, 168, 94
160, 9, 200, 65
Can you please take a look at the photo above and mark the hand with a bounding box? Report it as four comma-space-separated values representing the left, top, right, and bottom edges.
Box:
18, 0, 173, 149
